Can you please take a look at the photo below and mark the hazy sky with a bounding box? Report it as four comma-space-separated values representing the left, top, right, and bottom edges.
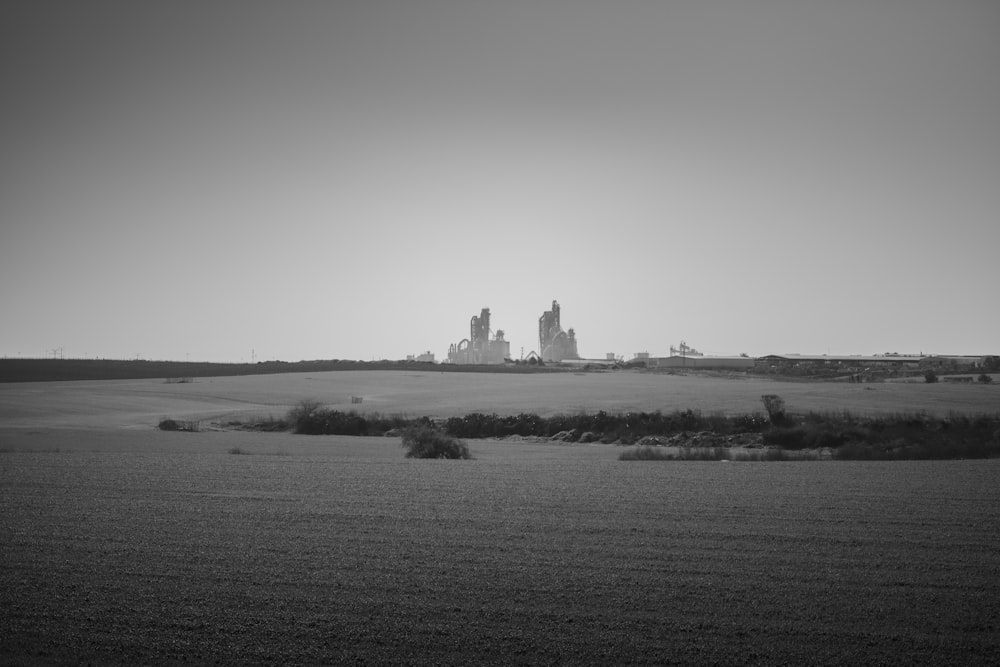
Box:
2, 1, 998, 362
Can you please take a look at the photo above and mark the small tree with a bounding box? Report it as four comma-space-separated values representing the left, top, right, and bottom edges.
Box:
287, 399, 324, 433
761, 394, 787, 426
978, 373, 993, 384
924, 370, 939, 384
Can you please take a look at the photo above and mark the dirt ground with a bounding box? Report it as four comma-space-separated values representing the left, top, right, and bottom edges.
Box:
2, 372, 999, 664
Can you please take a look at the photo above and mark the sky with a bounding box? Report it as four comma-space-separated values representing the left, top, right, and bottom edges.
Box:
2, 0, 998, 363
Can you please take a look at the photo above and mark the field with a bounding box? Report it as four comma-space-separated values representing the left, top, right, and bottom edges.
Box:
2, 369, 998, 429
2, 371, 1000, 664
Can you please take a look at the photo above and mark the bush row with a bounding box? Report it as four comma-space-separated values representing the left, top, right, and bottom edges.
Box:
442, 409, 771, 442
763, 411, 1000, 459
281, 402, 774, 441
156, 398, 1000, 460
289, 402, 429, 436
284, 404, 774, 442
620, 446, 796, 461
283, 400, 1000, 457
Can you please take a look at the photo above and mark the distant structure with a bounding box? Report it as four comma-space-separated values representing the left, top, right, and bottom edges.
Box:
538, 300, 580, 362
648, 355, 754, 371
447, 308, 510, 365
670, 341, 703, 357
406, 351, 435, 363
644, 341, 751, 370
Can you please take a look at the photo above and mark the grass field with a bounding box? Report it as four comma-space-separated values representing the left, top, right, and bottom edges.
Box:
1, 369, 997, 429
2, 370, 999, 664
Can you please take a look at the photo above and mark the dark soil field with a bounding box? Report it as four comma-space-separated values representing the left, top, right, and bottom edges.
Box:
2, 371, 999, 664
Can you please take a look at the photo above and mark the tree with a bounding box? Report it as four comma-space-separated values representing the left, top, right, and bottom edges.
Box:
761, 394, 787, 425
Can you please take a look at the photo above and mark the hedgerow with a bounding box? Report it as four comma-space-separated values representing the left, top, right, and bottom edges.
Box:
443, 409, 770, 443
266, 398, 1000, 461
288, 400, 422, 435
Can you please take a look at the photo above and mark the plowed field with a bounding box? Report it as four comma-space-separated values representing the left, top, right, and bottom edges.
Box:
2, 371, 999, 664
2, 428, 999, 665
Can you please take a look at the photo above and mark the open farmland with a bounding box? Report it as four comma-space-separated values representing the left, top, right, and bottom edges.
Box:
2, 430, 999, 664
1, 369, 997, 429
2, 371, 1000, 664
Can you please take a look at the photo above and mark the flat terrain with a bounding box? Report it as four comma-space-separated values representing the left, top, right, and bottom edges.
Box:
2, 371, 999, 664
1, 369, 997, 430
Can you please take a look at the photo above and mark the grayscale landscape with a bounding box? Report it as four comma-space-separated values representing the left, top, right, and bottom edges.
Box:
3, 369, 1000, 664
3, 0, 999, 663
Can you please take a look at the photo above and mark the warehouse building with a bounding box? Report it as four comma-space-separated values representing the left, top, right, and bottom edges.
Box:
647, 355, 755, 370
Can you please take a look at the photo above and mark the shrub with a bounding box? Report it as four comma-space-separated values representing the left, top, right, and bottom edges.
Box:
740, 448, 792, 462
158, 418, 181, 431
401, 425, 472, 459
287, 399, 324, 432
731, 412, 771, 433
439, 408, 775, 441
619, 446, 673, 461
761, 394, 788, 425
158, 418, 199, 432
978, 374, 993, 384
924, 370, 939, 383
249, 414, 289, 431
621, 445, 818, 462
677, 446, 731, 461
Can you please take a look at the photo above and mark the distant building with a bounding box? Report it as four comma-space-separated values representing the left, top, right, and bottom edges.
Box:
648, 355, 754, 370
669, 342, 702, 357
918, 355, 987, 370
754, 354, 925, 375
406, 351, 435, 363
447, 308, 510, 365
538, 300, 580, 362
557, 357, 618, 368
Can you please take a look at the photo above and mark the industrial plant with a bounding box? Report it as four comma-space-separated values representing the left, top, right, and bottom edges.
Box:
446, 308, 510, 365
438, 302, 995, 375
538, 300, 580, 362
445, 301, 581, 365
